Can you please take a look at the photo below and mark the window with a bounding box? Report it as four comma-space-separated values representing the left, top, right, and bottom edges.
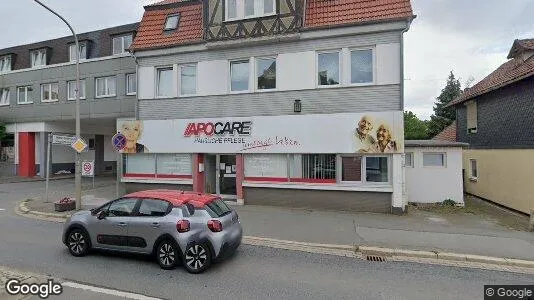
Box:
423, 153, 445, 167
164, 14, 180, 31
466, 101, 477, 134
30, 49, 46, 67
156, 154, 192, 176
126, 74, 137, 95
108, 198, 138, 217
366, 156, 389, 182
341, 155, 389, 183
69, 42, 87, 62
0, 56, 11, 72
351, 49, 373, 84
318, 52, 340, 86
125, 154, 156, 174
95, 76, 116, 97
206, 199, 232, 217
156, 67, 174, 97
137, 199, 170, 217
405, 152, 413, 167
88, 139, 95, 150
67, 79, 86, 100
230, 60, 249, 92
41, 83, 59, 102
470, 159, 478, 179
112, 34, 133, 55
341, 156, 362, 182
245, 154, 287, 178
17, 86, 33, 104
290, 154, 337, 180
256, 57, 276, 90
0, 88, 9, 106
225, 0, 276, 21
179, 65, 196, 95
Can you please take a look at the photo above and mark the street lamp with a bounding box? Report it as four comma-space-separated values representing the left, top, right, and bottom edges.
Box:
33, 0, 82, 210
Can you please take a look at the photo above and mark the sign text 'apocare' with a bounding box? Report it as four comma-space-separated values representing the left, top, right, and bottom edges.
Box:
183, 121, 252, 137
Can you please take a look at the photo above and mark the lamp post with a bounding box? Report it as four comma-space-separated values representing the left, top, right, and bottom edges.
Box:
33, 0, 81, 210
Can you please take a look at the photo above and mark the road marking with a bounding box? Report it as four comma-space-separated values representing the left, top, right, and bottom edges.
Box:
62, 282, 162, 300
0, 208, 5, 211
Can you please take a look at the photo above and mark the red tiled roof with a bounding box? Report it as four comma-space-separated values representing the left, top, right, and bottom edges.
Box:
305, 0, 414, 29
432, 121, 457, 142
124, 189, 220, 208
146, 0, 189, 6
131, 1, 203, 51
448, 54, 534, 106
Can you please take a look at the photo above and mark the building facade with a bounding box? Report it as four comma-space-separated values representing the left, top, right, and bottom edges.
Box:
448, 38, 534, 215
0, 23, 139, 177
120, 0, 415, 213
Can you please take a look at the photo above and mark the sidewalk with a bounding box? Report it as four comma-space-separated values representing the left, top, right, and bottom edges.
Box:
20, 184, 534, 262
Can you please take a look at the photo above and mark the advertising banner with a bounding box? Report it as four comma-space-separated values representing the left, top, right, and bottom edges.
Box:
116, 111, 404, 154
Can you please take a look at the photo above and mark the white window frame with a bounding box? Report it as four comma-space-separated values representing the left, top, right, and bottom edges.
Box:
17, 86, 33, 104
404, 152, 414, 168
422, 152, 447, 168
67, 79, 86, 100
69, 42, 87, 62
229, 59, 251, 94
254, 56, 277, 92
178, 64, 198, 97
155, 66, 175, 98
30, 49, 46, 67
225, 0, 276, 21
0, 88, 10, 106
164, 14, 180, 31
0, 55, 11, 72
40, 82, 59, 103
126, 73, 137, 96
337, 155, 391, 185
112, 34, 133, 55
469, 159, 478, 181
349, 47, 376, 86
95, 76, 117, 98
316, 50, 341, 88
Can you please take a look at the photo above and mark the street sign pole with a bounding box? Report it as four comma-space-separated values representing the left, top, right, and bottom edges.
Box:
112, 132, 127, 199
45, 133, 51, 202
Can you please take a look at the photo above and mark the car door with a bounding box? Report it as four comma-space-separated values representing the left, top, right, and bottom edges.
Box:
90, 198, 139, 251
126, 198, 172, 254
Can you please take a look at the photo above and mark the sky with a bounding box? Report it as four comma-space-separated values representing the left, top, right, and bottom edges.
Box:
1, 0, 533, 120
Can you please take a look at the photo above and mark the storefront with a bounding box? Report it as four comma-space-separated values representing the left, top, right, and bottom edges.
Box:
117, 111, 405, 213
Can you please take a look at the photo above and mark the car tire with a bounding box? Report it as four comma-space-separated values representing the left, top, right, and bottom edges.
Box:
66, 228, 90, 257
156, 240, 180, 270
183, 242, 212, 274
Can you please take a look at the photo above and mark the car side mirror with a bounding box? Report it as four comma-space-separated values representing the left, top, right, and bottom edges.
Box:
97, 210, 107, 220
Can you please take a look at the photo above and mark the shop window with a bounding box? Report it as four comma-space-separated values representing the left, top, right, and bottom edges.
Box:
341, 156, 362, 182
290, 154, 336, 181
366, 156, 388, 182
156, 154, 192, 175
244, 154, 287, 178
124, 154, 156, 174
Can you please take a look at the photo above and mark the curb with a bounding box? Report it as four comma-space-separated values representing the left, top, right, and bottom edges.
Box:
14, 200, 534, 273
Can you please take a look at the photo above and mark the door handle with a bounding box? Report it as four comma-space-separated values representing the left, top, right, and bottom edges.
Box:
117, 222, 127, 227
152, 222, 160, 228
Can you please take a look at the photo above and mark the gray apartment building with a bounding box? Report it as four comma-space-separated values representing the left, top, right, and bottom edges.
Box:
0, 22, 139, 178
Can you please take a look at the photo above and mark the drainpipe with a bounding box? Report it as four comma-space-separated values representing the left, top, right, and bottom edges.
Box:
399, 18, 412, 210
131, 51, 139, 120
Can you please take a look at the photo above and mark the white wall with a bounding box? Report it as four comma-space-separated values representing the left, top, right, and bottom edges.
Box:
405, 147, 464, 204
278, 51, 316, 91
376, 43, 401, 85
138, 66, 155, 100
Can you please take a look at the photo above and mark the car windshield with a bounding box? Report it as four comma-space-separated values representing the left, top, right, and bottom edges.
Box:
206, 199, 232, 217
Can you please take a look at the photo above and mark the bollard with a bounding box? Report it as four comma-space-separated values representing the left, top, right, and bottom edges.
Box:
530, 209, 534, 232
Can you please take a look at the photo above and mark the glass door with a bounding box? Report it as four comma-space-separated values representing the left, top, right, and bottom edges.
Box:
216, 155, 237, 200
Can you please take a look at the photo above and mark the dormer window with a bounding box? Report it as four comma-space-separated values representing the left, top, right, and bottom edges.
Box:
164, 14, 180, 31
30, 49, 46, 67
112, 34, 133, 55
0, 55, 11, 72
225, 0, 276, 21
69, 42, 87, 62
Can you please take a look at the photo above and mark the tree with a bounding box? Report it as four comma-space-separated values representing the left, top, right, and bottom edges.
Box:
404, 111, 429, 140
427, 71, 462, 138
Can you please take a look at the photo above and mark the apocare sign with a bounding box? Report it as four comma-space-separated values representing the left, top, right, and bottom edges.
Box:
116, 111, 404, 154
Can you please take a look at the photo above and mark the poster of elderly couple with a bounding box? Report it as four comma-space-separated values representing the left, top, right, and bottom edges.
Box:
116, 111, 404, 154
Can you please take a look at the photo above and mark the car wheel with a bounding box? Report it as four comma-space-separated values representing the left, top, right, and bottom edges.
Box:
183, 243, 212, 274
67, 229, 90, 257
156, 240, 180, 270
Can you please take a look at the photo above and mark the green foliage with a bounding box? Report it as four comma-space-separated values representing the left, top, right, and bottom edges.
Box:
404, 111, 429, 140
441, 199, 457, 206
427, 71, 462, 138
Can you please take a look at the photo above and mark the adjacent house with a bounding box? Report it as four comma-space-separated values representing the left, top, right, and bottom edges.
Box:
446, 38, 534, 215
122, 0, 416, 213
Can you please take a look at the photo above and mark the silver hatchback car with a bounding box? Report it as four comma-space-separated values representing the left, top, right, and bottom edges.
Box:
62, 189, 242, 274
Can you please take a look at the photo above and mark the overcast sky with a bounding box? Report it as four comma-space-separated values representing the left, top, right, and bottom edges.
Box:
1, 0, 533, 120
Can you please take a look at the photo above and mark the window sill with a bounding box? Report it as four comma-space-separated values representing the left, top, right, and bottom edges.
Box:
126, 93, 137, 96
242, 181, 393, 192
0, 103, 9, 107
67, 98, 86, 101
95, 95, 117, 99
41, 99, 59, 103
17, 102, 33, 105
350, 82, 374, 87
317, 84, 342, 89
121, 177, 193, 185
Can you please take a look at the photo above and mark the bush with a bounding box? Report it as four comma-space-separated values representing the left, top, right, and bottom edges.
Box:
442, 199, 456, 206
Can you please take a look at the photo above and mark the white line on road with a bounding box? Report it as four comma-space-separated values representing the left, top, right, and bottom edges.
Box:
62, 282, 163, 300
0, 208, 5, 211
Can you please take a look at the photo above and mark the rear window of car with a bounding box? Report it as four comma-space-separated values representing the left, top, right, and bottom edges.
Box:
206, 199, 232, 217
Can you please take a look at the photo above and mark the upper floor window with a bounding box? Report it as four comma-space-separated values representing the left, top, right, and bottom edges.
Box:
67, 79, 86, 100
112, 34, 133, 55
41, 83, 59, 102
351, 49, 373, 84
466, 101, 477, 134
30, 49, 46, 67
95, 76, 116, 98
69, 42, 87, 62
164, 14, 180, 31
156, 67, 174, 98
17, 86, 33, 104
256, 57, 276, 90
0, 56, 11, 72
225, 0, 276, 21
179, 65, 197, 96
126, 73, 137, 95
0, 88, 10, 106
317, 51, 340, 86
230, 60, 249, 92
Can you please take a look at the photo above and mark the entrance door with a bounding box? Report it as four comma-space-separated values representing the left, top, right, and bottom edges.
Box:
205, 154, 237, 200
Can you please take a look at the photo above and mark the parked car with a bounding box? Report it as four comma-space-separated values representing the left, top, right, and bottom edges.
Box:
62, 189, 242, 274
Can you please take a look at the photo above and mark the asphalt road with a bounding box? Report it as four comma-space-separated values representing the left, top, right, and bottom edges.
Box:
1, 180, 534, 300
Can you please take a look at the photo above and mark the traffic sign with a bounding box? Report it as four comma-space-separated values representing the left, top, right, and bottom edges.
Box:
52, 134, 76, 145
112, 133, 127, 152
82, 161, 94, 177
71, 138, 88, 153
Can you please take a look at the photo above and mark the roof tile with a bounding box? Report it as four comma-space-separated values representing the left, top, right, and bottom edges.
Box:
432, 121, 457, 142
